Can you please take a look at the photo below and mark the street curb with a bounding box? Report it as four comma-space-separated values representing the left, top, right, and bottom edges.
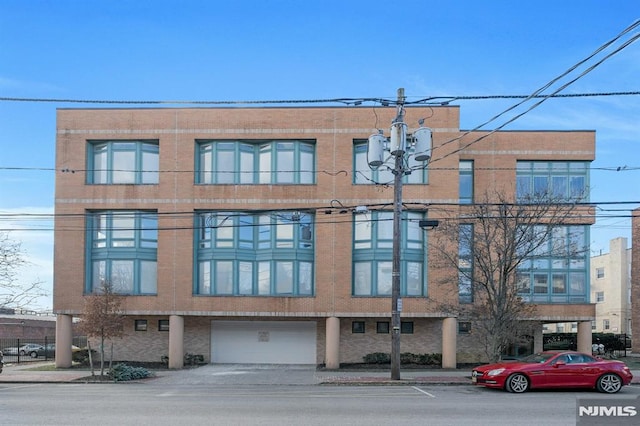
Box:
319, 381, 471, 386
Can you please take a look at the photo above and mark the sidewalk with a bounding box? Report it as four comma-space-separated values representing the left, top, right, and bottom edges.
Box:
1, 361, 638, 386
0, 362, 90, 383
0, 362, 473, 385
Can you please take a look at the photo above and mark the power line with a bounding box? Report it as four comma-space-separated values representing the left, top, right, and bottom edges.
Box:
0, 96, 387, 106
1, 200, 638, 222
428, 19, 640, 165
1, 210, 636, 233
1, 91, 639, 107
2, 164, 639, 174
407, 91, 640, 104
3, 19, 640, 179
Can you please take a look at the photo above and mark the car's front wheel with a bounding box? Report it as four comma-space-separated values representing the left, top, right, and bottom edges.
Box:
505, 373, 529, 393
597, 373, 623, 393
29, 351, 38, 358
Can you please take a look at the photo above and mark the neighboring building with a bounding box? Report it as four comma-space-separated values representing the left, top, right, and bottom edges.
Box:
545, 237, 632, 337
53, 106, 596, 368
590, 238, 632, 335
0, 314, 56, 340
632, 208, 640, 354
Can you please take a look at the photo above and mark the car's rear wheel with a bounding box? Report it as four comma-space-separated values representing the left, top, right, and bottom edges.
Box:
597, 373, 623, 393
505, 373, 529, 393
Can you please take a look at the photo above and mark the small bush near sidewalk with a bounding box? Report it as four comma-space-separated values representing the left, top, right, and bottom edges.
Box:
400, 352, 442, 365
362, 352, 442, 366
363, 352, 390, 364
108, 363, 153, 382
72, 348, 98, 365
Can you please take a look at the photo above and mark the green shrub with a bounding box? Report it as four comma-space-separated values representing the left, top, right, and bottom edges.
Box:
400, 352, 419, 364
363, 352, 442, 365
428, 353, 442, 365
401, 352, 442, 365
108, 363, 153, 382
72, 348, 97, 365
363, 352, 390, 364
184, 353, 205, 366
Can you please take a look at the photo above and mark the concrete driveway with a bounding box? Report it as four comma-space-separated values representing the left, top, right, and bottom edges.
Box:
151, 364, 324, 385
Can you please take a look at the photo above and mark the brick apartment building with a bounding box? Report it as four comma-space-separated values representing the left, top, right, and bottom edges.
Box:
53, 106, 596, 368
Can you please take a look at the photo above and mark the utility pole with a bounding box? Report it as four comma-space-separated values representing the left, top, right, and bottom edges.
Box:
390, 88, 406, 380
366, 88, 433, 381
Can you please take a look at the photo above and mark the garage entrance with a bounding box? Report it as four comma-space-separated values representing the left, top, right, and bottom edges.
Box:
210, 320, 317, 364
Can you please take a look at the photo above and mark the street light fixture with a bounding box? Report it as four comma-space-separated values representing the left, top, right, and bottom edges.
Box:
366, 88, 434, 380
419, 220, 440, 230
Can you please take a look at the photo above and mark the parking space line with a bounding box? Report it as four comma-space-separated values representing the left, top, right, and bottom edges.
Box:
411, 386, 435, 398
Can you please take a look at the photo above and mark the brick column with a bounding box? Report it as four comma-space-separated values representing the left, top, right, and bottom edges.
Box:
55, 314, 73, 368
168, 315, 184, 369
576, 320, 592, 354
325, 317, 340, 369
441, 317, 457, 369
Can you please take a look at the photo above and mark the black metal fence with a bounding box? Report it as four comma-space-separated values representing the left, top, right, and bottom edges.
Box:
0, 337, 87, 364
543, 332, 632, 358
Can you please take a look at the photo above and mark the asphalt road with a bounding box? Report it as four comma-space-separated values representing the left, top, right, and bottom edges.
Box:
2, 383, 639, 426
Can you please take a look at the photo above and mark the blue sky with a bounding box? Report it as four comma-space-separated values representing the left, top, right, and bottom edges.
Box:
1, 1, 638, 311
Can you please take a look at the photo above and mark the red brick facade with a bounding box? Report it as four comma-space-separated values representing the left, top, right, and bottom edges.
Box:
54, 106, 596, 364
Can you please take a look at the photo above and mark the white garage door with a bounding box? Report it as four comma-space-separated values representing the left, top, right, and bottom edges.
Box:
211, 320, 317, 364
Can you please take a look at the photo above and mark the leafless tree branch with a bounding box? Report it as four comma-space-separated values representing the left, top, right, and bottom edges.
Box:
429, 190, 588, 362
0, 232, 48, 310
78, 281, 125, 377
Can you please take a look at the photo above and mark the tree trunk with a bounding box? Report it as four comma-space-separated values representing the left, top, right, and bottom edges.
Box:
100, 334, 105, 377
109, 341, 113, 372
87, 340, 95, 377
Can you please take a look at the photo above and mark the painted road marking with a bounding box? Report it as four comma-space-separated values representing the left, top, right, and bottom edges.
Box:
412, 386, 436, 398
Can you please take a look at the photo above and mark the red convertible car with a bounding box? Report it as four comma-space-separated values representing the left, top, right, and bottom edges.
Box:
471, 351, 633, 393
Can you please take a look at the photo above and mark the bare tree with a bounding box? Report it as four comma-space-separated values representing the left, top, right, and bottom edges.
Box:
430, 190, 587, 362
77, 281, 125, 378
0, 232, 48, 310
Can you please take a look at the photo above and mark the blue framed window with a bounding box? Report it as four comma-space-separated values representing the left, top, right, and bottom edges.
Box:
516, 161, 589, 202
195, 211, 314, 296
87, 140, 159, 184
516, 225, 589, 303
196, 140, 315, 184
458, 224, 473, 303
353, 141, 427, 184
459, 161, 474, 204
86, 211, 158, 294
352, 211, 427, 296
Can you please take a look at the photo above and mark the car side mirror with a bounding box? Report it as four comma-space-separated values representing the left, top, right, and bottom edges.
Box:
553, 361, 566, 368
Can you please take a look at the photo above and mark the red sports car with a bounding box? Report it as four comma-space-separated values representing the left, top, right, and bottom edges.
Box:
471, 351, 633, 393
